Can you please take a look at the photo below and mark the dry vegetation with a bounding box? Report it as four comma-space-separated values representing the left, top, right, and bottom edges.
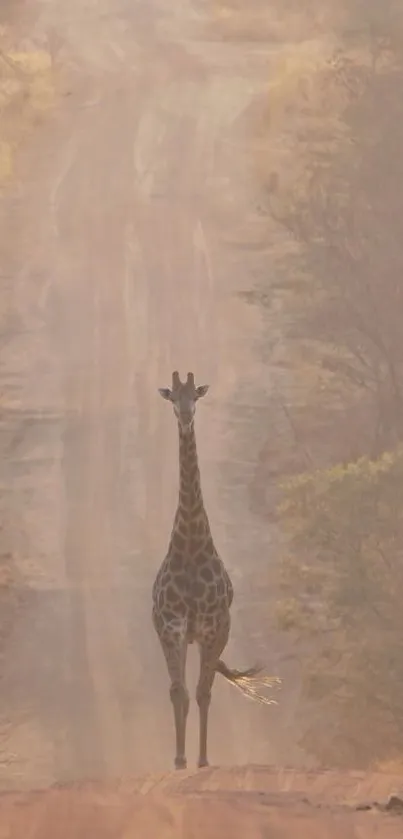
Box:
216, 0, 403, 769
0, 27, 55, 184
208, 0, 342, 44
0, 25, 55, 675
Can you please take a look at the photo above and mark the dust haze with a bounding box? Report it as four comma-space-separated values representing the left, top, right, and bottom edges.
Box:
0, 0, 300, 788
1, 0, 403, 815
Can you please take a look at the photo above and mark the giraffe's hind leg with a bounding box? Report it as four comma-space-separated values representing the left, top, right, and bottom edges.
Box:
161, 634, 189, 770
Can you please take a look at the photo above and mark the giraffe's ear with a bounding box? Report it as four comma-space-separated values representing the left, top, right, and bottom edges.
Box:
158, 388, 172, 401
196, 385, 209, 399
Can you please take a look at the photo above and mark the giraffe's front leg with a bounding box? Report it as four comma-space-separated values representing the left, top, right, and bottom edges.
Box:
196, 671, 213, 768
197, 618, 230, 768
170, 680, 189, 769
161, 636, 189, 770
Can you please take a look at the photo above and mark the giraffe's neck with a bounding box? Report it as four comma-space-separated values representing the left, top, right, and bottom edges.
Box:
171, 421, 210, 536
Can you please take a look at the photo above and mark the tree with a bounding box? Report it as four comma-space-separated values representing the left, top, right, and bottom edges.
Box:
277, 447, 403, 766
249, 8, 403, 479
236, 1, 403, 767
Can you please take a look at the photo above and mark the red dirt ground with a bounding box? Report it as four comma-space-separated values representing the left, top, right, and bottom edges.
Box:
1, 766, 403, 838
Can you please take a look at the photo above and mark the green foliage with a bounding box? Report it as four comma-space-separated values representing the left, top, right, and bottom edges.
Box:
278, 447, 403, 766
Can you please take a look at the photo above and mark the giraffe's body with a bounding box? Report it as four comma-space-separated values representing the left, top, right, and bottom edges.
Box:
152, 371, 278, 770
152, 418, 234, 650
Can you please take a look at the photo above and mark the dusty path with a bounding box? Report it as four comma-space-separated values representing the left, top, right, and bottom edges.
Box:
0, 0, 301, 788
0, 766, 403, 838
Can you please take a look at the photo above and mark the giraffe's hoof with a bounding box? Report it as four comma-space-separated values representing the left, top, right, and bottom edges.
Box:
175, 757, 187, 770
198, 759, 209, 769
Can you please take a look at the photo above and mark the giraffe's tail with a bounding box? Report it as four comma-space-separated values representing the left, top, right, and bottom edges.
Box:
215, 659, 281, 706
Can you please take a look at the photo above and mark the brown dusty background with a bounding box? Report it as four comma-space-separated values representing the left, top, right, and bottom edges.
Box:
0, 0, 402, 835
0, 0, 293, 786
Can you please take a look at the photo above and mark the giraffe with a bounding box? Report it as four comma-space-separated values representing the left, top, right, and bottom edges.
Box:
152, 371, 278, 770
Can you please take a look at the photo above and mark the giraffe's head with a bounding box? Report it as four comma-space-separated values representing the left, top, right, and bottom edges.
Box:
158, 371, 209, 430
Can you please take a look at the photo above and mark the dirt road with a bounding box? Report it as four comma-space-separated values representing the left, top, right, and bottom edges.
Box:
0, 0, 305, 788
0, 766, 403, 838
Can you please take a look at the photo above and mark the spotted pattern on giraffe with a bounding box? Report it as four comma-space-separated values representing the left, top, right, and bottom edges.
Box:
152, 372, 242, 769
